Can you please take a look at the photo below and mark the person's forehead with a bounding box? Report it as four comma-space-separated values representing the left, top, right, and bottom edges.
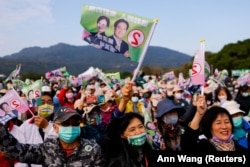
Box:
42, 95, 52, 101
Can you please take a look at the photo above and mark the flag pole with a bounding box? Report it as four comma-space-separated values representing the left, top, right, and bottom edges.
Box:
131, 18, 159, 82
200, 39, 205, 95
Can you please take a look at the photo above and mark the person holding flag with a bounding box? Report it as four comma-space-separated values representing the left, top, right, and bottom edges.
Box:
0, 106, 104, 166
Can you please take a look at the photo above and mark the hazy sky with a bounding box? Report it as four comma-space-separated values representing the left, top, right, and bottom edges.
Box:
1, 0, 250, 57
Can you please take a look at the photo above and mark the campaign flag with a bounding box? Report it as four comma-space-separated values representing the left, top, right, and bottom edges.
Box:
80, 4, 155, 62
104, 72, 121, 81
191, 49, 205, 85
0, 89, 29, 124
164, 71, 176, 81
21, 79, 43, 106
5, 64, 21, 82
45, 67, 70, 81
237, 72, 250, 86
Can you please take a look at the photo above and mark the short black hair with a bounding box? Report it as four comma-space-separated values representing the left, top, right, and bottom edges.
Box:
114, 19, 129, 30
0, 102, 8, 111
97, 15, 110, 27
201, 106, 233, 139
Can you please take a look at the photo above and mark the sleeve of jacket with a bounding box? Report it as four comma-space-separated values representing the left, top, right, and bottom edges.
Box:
180, 126, 200, 151
0, 127, 44, 164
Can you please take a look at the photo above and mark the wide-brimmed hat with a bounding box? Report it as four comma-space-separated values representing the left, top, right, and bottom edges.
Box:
221, 100, 245, 115
83, 104, 99, 116
0, 89, 7, 94
156, 99, 182, 118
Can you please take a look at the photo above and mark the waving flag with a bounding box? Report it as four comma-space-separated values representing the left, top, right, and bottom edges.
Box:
0, 89, 29, 124
5, 64, 21, 82
45, 67, 70, 82
80, 4, 155, 62
191, 47, 205, 86
22, 79, 43, 106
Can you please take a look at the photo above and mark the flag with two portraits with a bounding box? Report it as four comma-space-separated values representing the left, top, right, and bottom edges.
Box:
80, 5, 155, 62
21, 79, 43, 106
0, 89, 29, 124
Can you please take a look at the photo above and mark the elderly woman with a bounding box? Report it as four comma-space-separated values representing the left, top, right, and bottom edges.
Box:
181, 95, 249, 151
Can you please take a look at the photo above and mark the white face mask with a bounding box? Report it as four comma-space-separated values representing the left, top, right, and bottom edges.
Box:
174, 93, 183, 100
131, 96, 139, 103
218, 96, 227, 103
163, 114, 178, 125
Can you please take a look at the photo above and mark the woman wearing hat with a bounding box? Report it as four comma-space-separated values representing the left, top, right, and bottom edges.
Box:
221, 100, 250, 149
156, 98, 184, 151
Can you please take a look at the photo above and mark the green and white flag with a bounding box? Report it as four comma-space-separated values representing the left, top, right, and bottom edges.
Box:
80, 4, 155, 62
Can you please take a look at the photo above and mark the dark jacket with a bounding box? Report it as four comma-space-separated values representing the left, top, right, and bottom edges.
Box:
104, 110, 152, 167
105, 139, 152, 167
235, 95, 250, 116
0, 127, 104, 167
181, 126, 249, 152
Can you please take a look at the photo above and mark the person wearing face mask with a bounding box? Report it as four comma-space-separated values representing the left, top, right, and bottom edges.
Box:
81, 104, 107, 151
58, 84, 80, 109
0, 106, 104, 166
221, 100, 250, 149
18, 92, 57, 167
156, 98, 184, 151
214, 86, 233, 106
105, 111, 152, 167
181, 95, 249, 152
103, 81, 154, 166
98, 93, 117, 126
124, 86, 144, 115
171, 85, 194, 127
235, 85, 250, 116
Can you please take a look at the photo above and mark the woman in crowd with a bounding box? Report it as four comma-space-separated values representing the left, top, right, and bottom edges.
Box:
181, 95, 249, 151
104, 82, 152, 167
235, 84, 250, 116
214, 86, 233, 106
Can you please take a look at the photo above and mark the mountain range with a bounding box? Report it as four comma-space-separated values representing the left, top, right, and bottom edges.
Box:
0, 43, 192, 75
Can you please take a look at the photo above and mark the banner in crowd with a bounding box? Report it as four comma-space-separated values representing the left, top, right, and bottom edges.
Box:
5, 64, 21, 82
163, 71, 176, 80
80, 4, 154, 62
45, 66, 70, 82
0, 89, 29, 124
21, 79, 43, 106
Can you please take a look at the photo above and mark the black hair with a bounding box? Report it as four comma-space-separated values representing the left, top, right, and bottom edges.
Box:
97, 15, 110, 27
41, 92, 53, 101
0, 102, 8, 111
214, 86, 233, 102
107, 112, 144, 141
114, 19, 129, 30
201, 106, 234, 139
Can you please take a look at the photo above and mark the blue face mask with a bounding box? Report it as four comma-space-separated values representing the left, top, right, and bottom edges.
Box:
232, 117, 243, 128
58, 126, 80, 143
242, 92, 249, 97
